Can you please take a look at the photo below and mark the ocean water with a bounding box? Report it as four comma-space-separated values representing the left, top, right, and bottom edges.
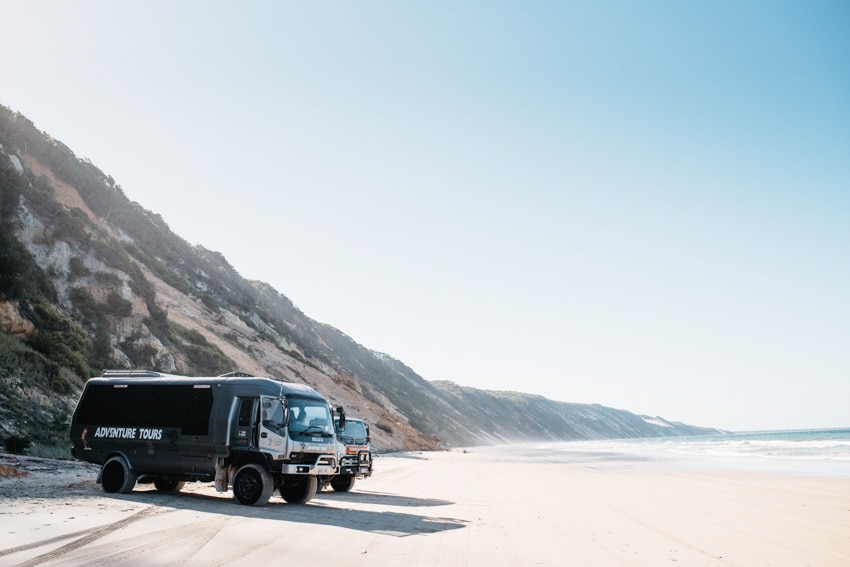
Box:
474, 428, 850, 478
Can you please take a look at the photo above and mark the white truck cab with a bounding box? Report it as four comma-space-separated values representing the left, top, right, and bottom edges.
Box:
321, 416, 373, 492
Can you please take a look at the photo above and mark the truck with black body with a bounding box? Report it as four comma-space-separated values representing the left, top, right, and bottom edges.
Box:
70, 370, 346, 506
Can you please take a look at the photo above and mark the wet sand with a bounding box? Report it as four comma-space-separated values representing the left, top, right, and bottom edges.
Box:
1, 449, 849, 566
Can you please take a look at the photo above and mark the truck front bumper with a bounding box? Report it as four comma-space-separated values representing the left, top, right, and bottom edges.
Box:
280, 453, 338, 476
340, 450, 373, 478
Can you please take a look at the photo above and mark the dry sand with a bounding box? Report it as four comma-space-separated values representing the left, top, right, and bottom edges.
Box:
1, 449, 849, 566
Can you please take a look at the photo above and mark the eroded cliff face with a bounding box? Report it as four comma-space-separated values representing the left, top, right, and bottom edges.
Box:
2, 143, 439, 451
1, 108, 721, 452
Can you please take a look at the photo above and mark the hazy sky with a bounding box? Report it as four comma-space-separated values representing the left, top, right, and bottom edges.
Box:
3, 1, 848, 431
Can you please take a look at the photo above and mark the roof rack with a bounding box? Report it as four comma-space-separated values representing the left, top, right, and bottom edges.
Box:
217, 371, 255, 378
101, 369, 165, 378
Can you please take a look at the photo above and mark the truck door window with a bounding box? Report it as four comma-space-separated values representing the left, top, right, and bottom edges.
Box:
237, 399, 254, 427
261, 398, 285, 433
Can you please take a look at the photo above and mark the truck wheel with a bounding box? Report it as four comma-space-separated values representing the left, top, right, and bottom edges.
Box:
280, 476, 317, 504
233, 464, 274, 506
101, 456, 137, 494
330, 475, 356, 492
154, 479, 186, 492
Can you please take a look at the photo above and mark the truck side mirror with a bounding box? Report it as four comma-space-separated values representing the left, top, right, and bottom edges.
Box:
336, 406, 346, 430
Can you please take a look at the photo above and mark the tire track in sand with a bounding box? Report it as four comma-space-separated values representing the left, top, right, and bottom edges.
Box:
6, 504, 170, 566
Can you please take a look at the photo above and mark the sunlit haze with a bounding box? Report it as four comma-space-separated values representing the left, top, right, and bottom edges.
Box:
3, 1, 848, 431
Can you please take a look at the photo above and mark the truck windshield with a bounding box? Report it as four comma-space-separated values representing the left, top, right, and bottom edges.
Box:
287, 398, 333, 438
336, 419, 368, 444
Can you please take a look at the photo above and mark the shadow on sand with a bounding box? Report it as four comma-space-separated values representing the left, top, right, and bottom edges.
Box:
316, 488, 453, 507
101, 486, 465, 537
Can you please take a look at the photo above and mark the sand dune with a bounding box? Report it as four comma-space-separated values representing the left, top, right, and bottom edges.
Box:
1, 449, 848, 566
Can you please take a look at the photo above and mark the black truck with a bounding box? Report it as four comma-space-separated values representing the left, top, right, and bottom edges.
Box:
70, 370, 345, 506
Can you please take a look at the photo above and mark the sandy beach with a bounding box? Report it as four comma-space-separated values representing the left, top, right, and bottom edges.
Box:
1, 449, 849, 566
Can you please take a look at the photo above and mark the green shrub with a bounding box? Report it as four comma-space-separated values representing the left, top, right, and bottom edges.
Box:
94, 271, 122, 286
26, 444, 71, 459
48, 366, 85, 395
69, 287, 99, 324
183, 343, 233, 376
24, 298, 92, 379
4, 435, 31, 454
68, 257, 90, 279
119, 333, 159, 367
105, 292, 132, 317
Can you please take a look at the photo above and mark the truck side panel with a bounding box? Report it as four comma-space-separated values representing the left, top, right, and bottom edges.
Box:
71, 383, 220, 478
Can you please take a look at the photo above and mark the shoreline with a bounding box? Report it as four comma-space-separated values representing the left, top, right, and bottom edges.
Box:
2, 449, 849, 565
469, 432, 850, 479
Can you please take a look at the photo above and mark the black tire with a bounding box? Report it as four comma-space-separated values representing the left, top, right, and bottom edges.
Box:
280, 476, 317, 504
101, 456, 137, 494
232, 464, 274, 506
153, 479, 186, 492
330, 475, 356, 492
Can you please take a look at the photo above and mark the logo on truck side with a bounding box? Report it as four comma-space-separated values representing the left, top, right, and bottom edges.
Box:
93, 427, 163, 440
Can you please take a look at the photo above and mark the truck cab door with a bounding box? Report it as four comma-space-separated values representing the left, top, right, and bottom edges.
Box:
231, 397, 258, 449
258, 397, 288, 454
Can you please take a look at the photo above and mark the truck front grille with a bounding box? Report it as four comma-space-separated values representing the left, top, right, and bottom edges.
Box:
288, 452, 320, 465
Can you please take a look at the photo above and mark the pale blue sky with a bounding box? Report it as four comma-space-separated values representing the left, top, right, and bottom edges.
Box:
3, 1, 849, 431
